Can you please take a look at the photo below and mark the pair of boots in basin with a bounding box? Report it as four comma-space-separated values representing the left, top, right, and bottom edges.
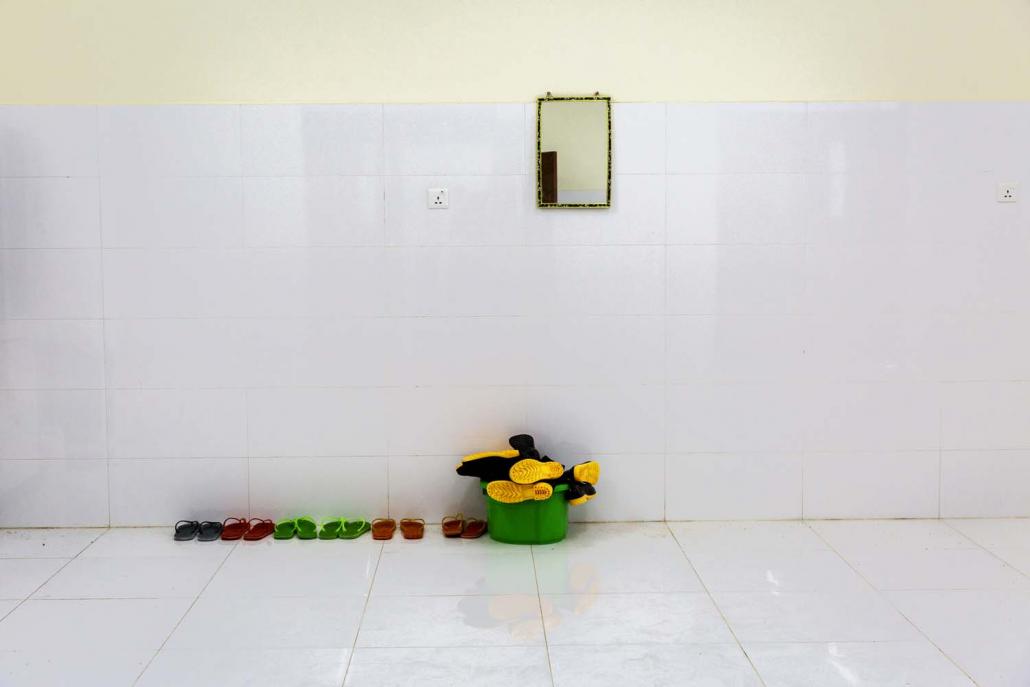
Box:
457, 434, 600, 505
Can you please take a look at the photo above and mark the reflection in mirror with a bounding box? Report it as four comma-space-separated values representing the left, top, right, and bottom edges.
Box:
537, 95, 611, 208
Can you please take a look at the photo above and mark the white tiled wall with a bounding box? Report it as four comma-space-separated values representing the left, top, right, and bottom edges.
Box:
1, 102, 1029, 525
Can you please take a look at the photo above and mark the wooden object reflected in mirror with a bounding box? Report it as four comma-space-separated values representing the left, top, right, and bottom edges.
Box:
540, 151, 557, 204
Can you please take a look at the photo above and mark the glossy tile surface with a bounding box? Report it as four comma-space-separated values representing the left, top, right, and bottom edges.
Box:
4, 102, 1030, 528
745, 641, 974, 687
1, 522, 1029, 684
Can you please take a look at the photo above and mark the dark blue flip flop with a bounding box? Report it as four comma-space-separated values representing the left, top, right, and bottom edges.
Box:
174, 520, 200, 541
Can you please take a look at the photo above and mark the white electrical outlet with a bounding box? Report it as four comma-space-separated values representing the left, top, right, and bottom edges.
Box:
997, 183, 1018, 203
427, 187, 449, 209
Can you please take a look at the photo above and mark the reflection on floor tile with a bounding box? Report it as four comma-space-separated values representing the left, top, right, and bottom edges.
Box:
358, 595, 544, 647
0, 648, 151, 687
138, 648, 349, 687
373, 548, 537, 596
0, 523, 1028, 685
843, 548, 1029, 591
35, 555, 223, 599
0, 528, 105, 558
204, 546, 377, 598
687, 549, 868, 593
888, 589, 1030, 687
80, 528, 236, 559
946, 519, 1030, 551
714, 590, 920, 643
535, 526, 703, 594
166, 596, 365, 650
670, 521, 827, 555
0, 598, 191, 651
745, 641, 974, 687
0, 558, 67, 599
550, 643, 762, 686
345, 647, 551, 687
810, 520, 975, 557
543, 592, 734, 645
0, 601, 17, 619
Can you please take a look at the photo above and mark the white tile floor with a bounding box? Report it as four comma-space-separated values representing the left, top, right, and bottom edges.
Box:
1, 520, 1029, 686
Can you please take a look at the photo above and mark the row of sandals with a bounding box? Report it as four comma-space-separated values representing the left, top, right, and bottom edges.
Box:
172, 514, 486, 542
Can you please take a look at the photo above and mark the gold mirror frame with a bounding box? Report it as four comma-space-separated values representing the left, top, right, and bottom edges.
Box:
536, 94, 612, 208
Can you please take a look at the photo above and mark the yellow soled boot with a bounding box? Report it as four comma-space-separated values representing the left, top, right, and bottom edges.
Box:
572, 461, 600, 484
508, 458, 565, 484
486, 480, 553, 504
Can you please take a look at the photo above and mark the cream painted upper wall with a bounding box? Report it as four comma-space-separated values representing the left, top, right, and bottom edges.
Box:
1, 0, 1029, 103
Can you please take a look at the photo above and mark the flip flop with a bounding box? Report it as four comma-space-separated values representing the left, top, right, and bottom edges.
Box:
220, 517, 249, 541
318, 518, 344, 540
340, 519, 371, 539
295, 516, 318, 540
400, 518, 425, 540
274, 519, 298, 540
173, 520, 200, 541
197, 521, 223, 541
243, 519, 275, 541
486, 480, 553, 504
461, 518, 487, 539
371, 518, 396, 540
442, 513, 465, 538
509, 458, 565, 484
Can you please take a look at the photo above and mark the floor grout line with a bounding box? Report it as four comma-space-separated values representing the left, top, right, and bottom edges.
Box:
130, 538, 239, 686
665, 522, 769, 687
941, 519, 1030, 581
0, 527, 110, 622
2, 522, 1023, 684
529, 544, 557, 687
803, 522, 980, 686
339, 541, 385, 686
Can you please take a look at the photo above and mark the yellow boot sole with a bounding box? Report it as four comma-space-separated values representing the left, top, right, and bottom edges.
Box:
486, 481, 553, 504
573, 461, 600, 484
462, 449, 519, 463
509, 459, 564, 484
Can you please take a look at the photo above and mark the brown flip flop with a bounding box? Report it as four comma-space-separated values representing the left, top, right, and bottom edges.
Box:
399, 518, 425, 540
460, 518, 487, 539
243, 518, 275, 541
371, 518, 396, 540
441, 513, 465, 538
220, 517, 250, 541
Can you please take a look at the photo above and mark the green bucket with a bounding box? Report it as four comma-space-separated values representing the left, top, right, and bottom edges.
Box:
481, 481, 569, 545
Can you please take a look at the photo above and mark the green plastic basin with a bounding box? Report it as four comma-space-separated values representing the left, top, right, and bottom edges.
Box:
481, 481, 568, 545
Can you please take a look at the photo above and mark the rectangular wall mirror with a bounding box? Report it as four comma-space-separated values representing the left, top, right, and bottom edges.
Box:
537, 94, 612, 208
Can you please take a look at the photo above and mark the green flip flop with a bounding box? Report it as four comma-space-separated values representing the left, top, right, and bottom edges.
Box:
295, 516, 318, 540
318, 518, 344, 540
339, 519, 371, 539
273, 519, 297, 540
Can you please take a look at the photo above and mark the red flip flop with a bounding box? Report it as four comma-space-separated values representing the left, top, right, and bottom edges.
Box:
243, 518, 275, 541
220, 517, 249, 540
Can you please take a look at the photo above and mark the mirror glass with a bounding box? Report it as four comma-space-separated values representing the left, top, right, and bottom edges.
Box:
537, 96, 611, 207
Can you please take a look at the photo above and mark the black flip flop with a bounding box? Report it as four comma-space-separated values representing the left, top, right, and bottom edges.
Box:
197, 521, 223, 541
174, 520, 200, 541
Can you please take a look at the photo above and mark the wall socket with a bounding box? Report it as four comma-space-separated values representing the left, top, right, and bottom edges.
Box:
997, 183, 1018, 203
427, 187, 449, 209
